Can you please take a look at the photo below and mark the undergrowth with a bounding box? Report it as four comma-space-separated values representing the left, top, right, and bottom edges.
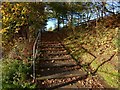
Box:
2, 58, 36, 89
2, 37, 36, 89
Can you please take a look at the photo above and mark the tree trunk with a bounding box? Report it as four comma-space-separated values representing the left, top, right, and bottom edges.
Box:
58, 16, 60, 31
62, 16, 64, 26
71, 13, 73, 26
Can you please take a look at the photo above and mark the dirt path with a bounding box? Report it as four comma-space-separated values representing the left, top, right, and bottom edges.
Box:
35, 31, 107, 89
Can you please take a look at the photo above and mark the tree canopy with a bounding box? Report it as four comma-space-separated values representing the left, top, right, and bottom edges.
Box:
1, 2, 47, 52
1, 2, 120, 52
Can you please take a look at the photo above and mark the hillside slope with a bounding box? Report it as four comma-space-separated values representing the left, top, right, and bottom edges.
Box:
58, 14, 120, 88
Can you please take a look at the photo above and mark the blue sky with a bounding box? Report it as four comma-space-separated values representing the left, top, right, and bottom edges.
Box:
46, 18, 57, 30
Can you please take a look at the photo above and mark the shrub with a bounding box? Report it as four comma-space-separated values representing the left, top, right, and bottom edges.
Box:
2, 58, 36, 89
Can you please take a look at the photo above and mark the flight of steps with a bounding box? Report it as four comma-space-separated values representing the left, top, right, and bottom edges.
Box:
35, 31, 87, 89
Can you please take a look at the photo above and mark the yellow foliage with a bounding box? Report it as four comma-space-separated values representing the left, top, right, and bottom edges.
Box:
0, 29, 7, 34
15, 28, 20, 33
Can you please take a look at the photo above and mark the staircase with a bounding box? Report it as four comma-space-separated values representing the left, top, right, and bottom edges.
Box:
35, 31, 87, 89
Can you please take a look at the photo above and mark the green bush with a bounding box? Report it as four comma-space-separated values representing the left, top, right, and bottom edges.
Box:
2, 58, 36, 89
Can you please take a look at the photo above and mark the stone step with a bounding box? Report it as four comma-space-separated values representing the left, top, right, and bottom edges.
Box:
43, 52, 68, 55
38, 57, 72, 61
36, 69, 87, 80
36, 66, 81, 76
40, 43, 61, 46
37, 58, 74, 61
37, 61, 77, 68
36, 51, 68, 57
38, 46, 65, 50
40, 48, 66, 51
39, 50, 67, 53
40, 54, 68, 57
41, 42, 61, 44
40, 46, 63, 48
37, 59, 75, 64
39, 54, 71, 58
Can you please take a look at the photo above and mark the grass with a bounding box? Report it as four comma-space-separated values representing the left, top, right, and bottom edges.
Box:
62, 23, 119, 88
91, 59, 119, 87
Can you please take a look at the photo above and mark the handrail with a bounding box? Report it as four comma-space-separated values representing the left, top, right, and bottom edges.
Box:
32, 29, 41, 82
